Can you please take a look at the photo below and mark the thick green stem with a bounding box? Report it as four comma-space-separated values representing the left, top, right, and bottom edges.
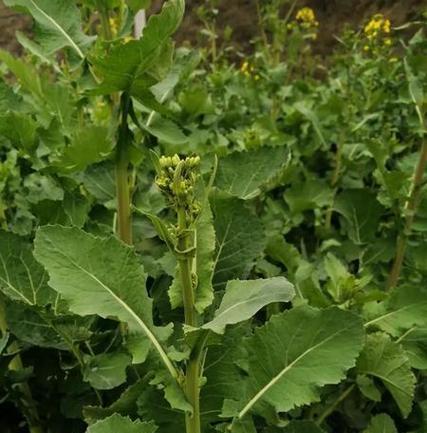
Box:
177, 209, 201, 433
387, 137, 427, 290
97, 0, 113, 40
116, 147, 132, 245
116, 96, 133, 245
177, 209, 197, 327
0, 299, 43, 433
185, 357, 201, 433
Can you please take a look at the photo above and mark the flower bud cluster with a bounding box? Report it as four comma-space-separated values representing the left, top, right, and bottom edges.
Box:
156, 154, 201, 223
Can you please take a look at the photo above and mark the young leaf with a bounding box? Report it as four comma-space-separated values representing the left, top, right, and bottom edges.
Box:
33, 226, 178, 380
357, 332, 416, 418
215, 147, 289, 200
235, 306, 364, 419
203, 277, 295, 334
0, 231, 54, 306
83, 352, 132, 390
86, 414, 157, 433
398, 327, 427, 369
364, 414, 397, 433
4, 0, 93, 58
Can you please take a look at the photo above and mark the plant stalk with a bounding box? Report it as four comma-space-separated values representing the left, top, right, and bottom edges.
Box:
177, 209, 201, 433
116, 95, 133, 245
177, 209, 197, 327
387, 137, 427, 289
0, 298, 43, 433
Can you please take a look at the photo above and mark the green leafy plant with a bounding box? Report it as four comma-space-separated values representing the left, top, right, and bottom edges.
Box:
1, 1, 427, 433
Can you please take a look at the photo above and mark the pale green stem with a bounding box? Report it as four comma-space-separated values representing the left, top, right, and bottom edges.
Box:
387, 137, 427, 289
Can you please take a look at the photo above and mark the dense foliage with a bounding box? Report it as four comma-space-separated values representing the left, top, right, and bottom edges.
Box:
0, 1, 427, 433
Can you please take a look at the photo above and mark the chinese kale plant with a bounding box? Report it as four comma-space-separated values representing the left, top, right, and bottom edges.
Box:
1, 1, 427, 433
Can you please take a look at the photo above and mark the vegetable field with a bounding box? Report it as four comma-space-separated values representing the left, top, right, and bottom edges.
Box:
0, 1, 427, 432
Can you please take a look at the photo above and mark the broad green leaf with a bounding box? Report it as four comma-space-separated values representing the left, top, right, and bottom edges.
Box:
294, 102, 326, 146
142, 115, 188, 145
212, 196, 265, 287
86, 414, 157, 433
235, 306, 364, 418
0, 231, 53, 306
215, 147, 288, 200
4, 0, 93, 58
0, 49, 42, 97
357, 332, 416, 418
83, 352, 132, 390
56, 126, 114, 172
364, 285, 427, 336
33, 226, 178, 380
397, 327, 427, 370
83, 162, 116, 208
93, 0, 185, 94
0, 112, 37, 150
334, 189, 384, 244
364, 414, 397, 433
282, 421, 325, 433
24, 174, 64, 204
195, 200, 216, 313
0, 80, 22, 112
356, 375, 381, 402
201, 326, 249, 423
404, 58, 424, 128
284, 179, 333, 216
203, 277, 295, 334
6, 302, 91, 350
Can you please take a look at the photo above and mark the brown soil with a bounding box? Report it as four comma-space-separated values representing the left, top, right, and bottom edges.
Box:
0, 0, 426, 55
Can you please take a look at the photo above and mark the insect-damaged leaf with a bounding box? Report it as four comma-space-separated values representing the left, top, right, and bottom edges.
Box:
357, 332, 416, 418
203, 277, 295, 334
33, 226, 177, 379
231, 306, 364, 419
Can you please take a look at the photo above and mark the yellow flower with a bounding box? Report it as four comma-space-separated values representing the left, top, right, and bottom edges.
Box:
109, 17, 119, 36
240, 61, 249, 73
364, 14, 391, 40
296, 7, 317, 25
